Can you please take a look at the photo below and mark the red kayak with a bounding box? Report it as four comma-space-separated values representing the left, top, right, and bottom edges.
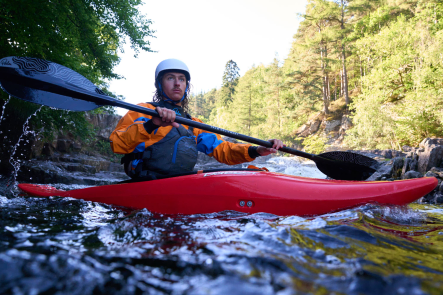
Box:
18, 171, 437, 216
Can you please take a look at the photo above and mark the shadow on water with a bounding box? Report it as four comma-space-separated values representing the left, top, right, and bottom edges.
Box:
1, 192, 443, 294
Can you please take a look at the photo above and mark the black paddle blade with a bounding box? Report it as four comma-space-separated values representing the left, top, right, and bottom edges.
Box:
0, 56, 103, 111
314, 151, 379, 181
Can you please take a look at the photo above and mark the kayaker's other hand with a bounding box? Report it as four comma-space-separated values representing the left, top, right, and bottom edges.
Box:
153, 107, 179, 128
257, 139, 285, 156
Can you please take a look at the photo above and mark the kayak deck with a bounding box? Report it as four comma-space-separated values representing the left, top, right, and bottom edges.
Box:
18, 171, 438, 216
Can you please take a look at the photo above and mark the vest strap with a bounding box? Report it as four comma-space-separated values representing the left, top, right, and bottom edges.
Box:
121, 101, 195, 166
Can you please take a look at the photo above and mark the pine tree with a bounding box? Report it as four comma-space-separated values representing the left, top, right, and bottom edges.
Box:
220, 60, 240, 105
230, 67, 263, 136
298, 0, 340, 114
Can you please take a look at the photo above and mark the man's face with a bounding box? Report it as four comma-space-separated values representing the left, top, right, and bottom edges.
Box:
161, 72, 187, 102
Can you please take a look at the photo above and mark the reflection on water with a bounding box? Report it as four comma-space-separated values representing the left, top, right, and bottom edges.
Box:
1, 159, 443, 294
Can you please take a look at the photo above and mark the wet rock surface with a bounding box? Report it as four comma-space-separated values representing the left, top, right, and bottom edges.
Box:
17, 152, 128, 185
17, 134, 275, 186
360, 138, 443, 204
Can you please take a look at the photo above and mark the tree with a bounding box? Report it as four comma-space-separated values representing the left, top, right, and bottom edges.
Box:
0, 0, 154, 83
0, 0, 155, 174
335, 0, 351, 104
264, 58, 286, 133
220, 60, 240, 105
299, 0, 340, 114
230, 67, 263, 136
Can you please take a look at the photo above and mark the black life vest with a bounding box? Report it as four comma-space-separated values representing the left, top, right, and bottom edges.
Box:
121, 101, 198, 179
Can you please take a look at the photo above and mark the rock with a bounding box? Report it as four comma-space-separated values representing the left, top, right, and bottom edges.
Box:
435, 194, 443, 204
366, 163, 393, 181
402, 158, 411, 176
381, 150, 393, 159
296, 114, 322, 137
31, 139, 44, 158
85, 112, 121, 141
309, 120, 321, 134
41, 143, 55, 156
391, 157, 404, 179
425, 171, 438, 178
56, 139, 71, 152
430, 167, 443, 178
417, 138, 443, 174
324, 119, 341, 133
402, 145, 412, 152
402, 170, 422, 179
420, 138, 443, 147
18, 157, 129, 185
296, 124, 309, 137
410, 158, 418, 171
422, 192, 436, 203
365, 149, 405, 159
335, 116, 353, 143
72, 141, 82, 151
340, 115, 352, 130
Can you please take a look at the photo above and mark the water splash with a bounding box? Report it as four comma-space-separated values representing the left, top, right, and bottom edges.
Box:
245, 156, 327, 179
0, 95, 11, 129
8, 106, 43, 193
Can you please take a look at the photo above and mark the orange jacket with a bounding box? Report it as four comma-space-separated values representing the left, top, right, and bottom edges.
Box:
109, 102, 255, 165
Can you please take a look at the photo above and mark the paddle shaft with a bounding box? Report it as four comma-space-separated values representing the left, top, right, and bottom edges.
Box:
117, 102, 315, 158
0, 68, 316, 160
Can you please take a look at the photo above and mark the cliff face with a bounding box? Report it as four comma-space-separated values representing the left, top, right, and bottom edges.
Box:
30, 112, 121, 158
294, 97, 352, 151
295, 112, 352, 151
15, 112, 129, 185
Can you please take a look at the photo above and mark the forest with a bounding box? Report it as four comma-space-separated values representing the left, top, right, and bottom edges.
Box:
189, 0, 443, 152
1, 0, 442, 155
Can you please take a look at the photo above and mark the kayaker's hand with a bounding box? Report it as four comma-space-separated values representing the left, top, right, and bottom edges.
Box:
257, 139, 285, 156
153, 107, 179, 128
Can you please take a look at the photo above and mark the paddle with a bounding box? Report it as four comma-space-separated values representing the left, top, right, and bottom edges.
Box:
0, 56, 378, 180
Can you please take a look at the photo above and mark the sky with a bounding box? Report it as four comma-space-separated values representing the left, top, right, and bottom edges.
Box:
108, 0, 307, 115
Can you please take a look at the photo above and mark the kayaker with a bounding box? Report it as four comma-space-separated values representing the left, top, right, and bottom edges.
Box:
109, 59, 284, 179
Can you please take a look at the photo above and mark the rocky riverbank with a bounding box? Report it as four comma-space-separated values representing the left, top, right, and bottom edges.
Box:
359, 138, 443, 203
8, 110, 443, 204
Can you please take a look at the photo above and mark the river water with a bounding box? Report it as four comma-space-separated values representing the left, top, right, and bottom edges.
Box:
1, 157, 443, 295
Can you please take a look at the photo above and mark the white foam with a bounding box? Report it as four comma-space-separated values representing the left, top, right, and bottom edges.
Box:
248, 156, 327, 179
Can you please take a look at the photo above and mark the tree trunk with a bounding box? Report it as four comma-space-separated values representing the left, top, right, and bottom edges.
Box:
248, 85, 251, 136
342, 43, 349, 104
334, 75, 337, 101
340, 0, 350, 105
321, 47, 329, 115
340, 70, 343, 97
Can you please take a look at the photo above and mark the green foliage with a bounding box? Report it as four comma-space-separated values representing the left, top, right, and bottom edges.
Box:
187, 0, 443, 153
0, 0, 154, 146
220, 60, 240, 105
345, 4, 443, 149
299, 134, 328, 154
0, 0, 154, 82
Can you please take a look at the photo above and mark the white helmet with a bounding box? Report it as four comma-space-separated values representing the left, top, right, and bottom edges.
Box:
155, 59, 190, 82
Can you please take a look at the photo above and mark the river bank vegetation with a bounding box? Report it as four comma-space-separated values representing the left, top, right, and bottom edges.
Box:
189, 0, 443, 151
1, 0, 443, 160
0, 0, 154, 173
0, 0, 154, 126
